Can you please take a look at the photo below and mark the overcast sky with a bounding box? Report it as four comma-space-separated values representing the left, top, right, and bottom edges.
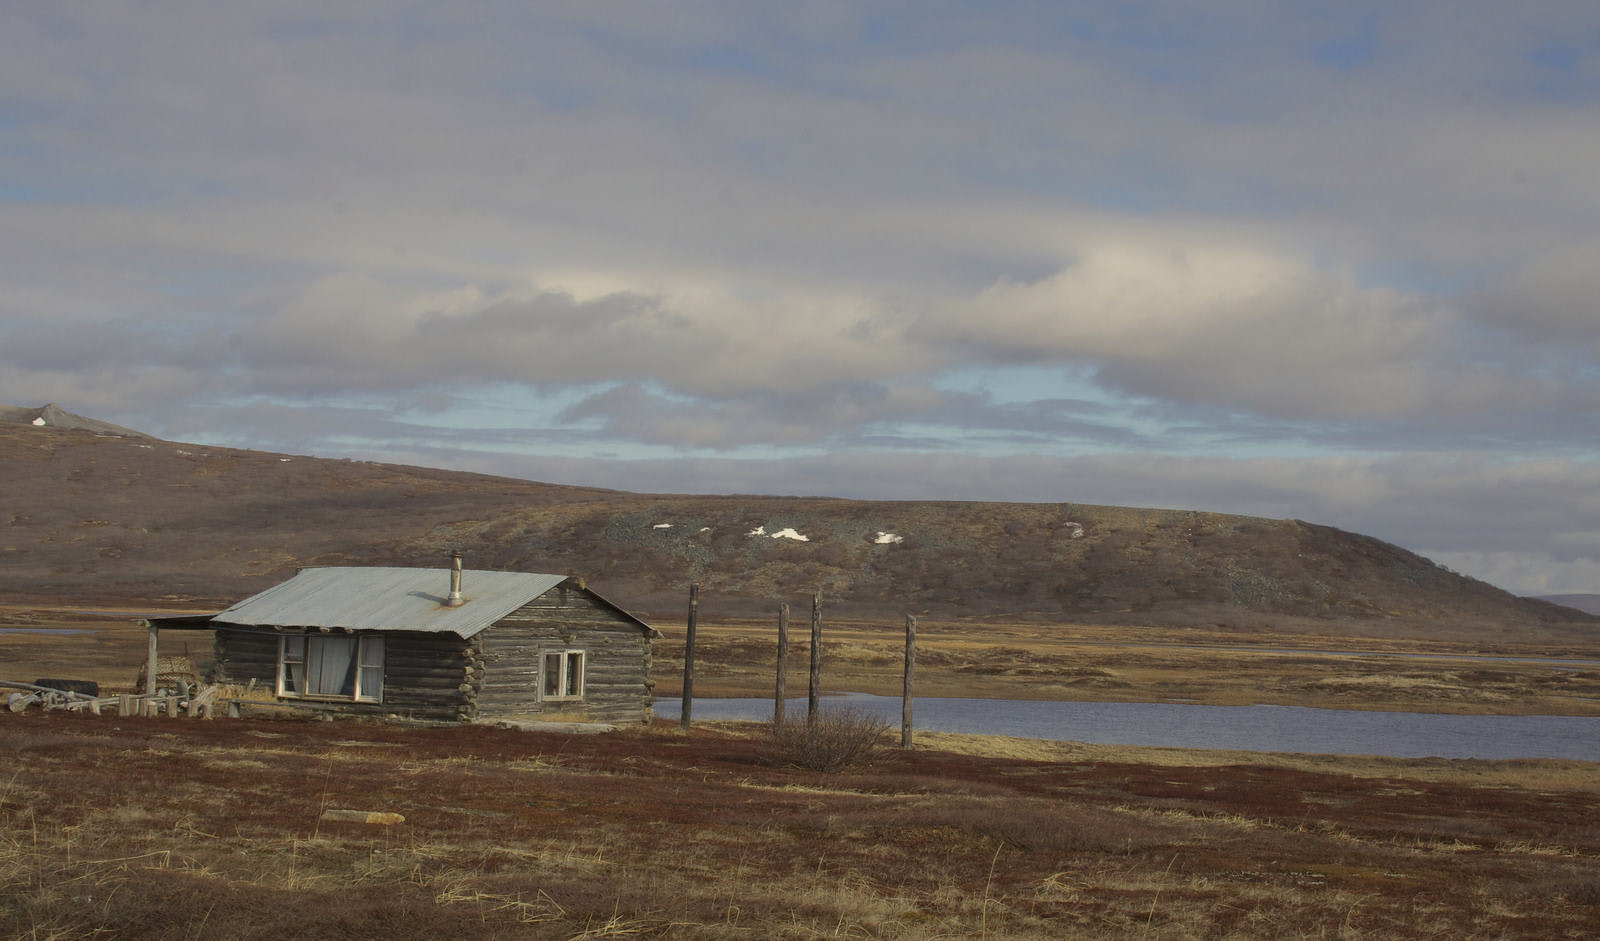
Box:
4, 3, 1599, 596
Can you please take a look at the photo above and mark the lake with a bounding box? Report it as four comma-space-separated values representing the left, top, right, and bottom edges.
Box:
658, 692, 1600, 761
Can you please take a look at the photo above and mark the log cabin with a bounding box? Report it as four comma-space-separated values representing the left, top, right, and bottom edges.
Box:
145, 557, 659, 724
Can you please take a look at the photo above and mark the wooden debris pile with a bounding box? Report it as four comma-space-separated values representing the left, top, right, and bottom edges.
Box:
3, 678, 219, 718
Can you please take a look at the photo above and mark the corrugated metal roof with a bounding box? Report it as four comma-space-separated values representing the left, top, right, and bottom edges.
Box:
212, 567, 567, 637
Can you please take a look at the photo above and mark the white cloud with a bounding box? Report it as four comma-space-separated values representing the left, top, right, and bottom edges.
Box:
923, 245, 1496, 421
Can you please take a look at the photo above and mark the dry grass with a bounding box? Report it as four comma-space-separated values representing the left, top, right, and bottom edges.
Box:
652, 617, 1600, 716
6, 606, 1598, 716
3, 713, 1598, 939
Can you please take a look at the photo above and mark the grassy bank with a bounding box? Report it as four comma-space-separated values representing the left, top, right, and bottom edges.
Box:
651, 618, 1600, 716
3, 713, 1597, 939
8, 606, 1597, 718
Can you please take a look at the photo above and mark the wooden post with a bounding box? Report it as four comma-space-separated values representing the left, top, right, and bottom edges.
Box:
807, 591, 822, 725
144, 621, 159, 697
774, 602, 789, 726
680, 583, 699, 730
901, 615, 916, 748
186, 685, 217, 719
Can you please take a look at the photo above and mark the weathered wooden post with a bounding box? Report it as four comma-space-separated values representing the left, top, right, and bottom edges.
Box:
680, 583, 699, 730
902, 614, 916, 748
807, 591, 822, 725
144, 621, 159, 697
774, 601, 790, 727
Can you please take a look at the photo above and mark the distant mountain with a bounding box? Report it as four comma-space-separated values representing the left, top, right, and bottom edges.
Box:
1536, 594, 1600, 616
2, 417, 1596, 646
0, 403, 148, 438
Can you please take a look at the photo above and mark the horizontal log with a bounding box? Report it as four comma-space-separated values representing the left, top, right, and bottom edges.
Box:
382, 669, 470, 682
382, 695, 468, 709
386, 655, 470, 669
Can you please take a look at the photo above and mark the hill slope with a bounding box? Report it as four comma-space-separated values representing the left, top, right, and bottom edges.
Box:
1, 420, 1594, 644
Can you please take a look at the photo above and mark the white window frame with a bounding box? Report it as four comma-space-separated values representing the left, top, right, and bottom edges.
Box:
277, 633, 385, 703
540, 648, 585, 701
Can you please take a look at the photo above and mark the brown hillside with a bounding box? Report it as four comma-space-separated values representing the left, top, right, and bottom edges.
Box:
1, 421, 1595, 645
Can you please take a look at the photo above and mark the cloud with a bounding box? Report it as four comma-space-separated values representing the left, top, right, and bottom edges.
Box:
1472, 242, 1600, 347
919, 245, 1538, 423
220, 272, 936, 400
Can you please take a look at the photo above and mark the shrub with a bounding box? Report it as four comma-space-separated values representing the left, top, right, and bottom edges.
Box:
766, 707, 891, 772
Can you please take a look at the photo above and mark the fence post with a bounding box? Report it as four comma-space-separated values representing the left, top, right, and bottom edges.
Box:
902, 614, 916, 748
774, 601, 789, 727
680, 583, 698, 730
807, 591, 822, 724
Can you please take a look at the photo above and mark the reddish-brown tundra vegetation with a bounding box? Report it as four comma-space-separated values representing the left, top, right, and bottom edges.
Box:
3, 712, 1597, 939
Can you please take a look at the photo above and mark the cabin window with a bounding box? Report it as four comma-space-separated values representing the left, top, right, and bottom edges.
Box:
541, 649, 585, 701
279, 633, 385, 702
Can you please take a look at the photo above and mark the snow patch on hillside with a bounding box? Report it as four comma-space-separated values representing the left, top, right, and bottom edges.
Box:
747, 524, 810, 541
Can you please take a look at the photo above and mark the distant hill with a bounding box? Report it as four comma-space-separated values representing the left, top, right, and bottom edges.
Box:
0, 402, 148, 438
2, 418, 1596, 646
1536, 594, 1600, 616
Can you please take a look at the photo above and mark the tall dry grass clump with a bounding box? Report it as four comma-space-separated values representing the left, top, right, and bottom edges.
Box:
765, 706, 890, 772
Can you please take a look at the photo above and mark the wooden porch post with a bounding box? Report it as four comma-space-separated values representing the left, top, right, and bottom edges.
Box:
144, 620, 159, 697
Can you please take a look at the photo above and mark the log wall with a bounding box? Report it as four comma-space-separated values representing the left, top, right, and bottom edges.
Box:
213, 628, 473, 722
477, 584, 655, 724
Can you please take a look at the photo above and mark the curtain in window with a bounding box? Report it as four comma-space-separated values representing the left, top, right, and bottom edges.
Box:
306, 635, 357, 697
282, 635, 306, 695
280, 634, 383, 701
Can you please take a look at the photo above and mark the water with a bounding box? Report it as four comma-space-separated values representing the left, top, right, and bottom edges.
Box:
659, 693, 1600, 761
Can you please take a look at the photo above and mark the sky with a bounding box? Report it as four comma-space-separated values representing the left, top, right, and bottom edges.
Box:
3, 2, 1599, 596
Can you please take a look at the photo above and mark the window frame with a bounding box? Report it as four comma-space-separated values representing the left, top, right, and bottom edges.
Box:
540, 648, 585, 701
277, 632, 385, 703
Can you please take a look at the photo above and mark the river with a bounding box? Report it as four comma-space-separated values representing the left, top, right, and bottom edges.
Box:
657, 692, 1600, 761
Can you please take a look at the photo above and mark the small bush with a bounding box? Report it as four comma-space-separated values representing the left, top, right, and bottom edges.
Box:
766, 707, 890, 772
